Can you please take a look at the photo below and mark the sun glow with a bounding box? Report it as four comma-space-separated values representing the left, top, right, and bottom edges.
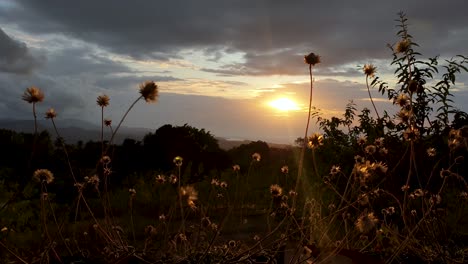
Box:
269, 98, 300, 111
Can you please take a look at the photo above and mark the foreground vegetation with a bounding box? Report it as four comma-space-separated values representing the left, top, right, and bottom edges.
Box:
1, 13, 468, 263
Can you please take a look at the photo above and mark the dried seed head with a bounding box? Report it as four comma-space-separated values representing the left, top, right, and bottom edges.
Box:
395, 39, 411, 53
22, 86, 44, 103
355, 212, 379, 233
363, 64, 377, 77
96, 94, 110, 107
270, 184, 283, 197
33, 169, 54, 184
45, 108, 57, 119
304, 53, 321, 66
139, 81, 158, 103
252, 152, 261, 162
104, 119, 112, 126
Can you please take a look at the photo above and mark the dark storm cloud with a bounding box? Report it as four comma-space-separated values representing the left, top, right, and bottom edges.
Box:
94, 75, 182, 89
0, 72, 86, 119
0, 27, 43, 74
2, 0, 467, 76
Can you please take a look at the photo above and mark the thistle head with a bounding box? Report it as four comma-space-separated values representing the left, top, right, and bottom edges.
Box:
22, 86, 44, 103
97, 94, 110, 107
304, 53, 321, 66
45, 108, 57, 119
139, 81, 158, 103
363, 64, 377, 78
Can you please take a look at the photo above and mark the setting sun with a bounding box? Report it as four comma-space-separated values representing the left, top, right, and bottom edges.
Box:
269, 98, 300, 111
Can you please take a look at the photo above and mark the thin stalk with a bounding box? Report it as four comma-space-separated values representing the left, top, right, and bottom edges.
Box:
294, 64, 314, 208
366, 76, 380, 119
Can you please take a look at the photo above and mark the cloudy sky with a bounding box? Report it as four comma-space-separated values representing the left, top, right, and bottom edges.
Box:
1, 0, 467, 143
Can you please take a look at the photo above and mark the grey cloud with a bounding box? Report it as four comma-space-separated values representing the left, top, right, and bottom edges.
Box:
2, 1, 467, 76
0, 27, 43, 74
94, 75, 183, 89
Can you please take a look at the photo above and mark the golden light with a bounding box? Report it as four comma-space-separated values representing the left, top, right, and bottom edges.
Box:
269, 98, 300, 111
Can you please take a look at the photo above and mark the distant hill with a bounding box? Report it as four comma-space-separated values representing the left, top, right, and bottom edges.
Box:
0, 119, 151, 144
0, 119, 292, 149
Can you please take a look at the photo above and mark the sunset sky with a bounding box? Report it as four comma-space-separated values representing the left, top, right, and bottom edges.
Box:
1, 0, 468, 143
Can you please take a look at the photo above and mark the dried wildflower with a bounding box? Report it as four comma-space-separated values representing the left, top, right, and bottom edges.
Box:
220, 181, 228, 188
414, 189, 424, 197
228, 240, 237, 248
281, 165, 289, 174
308, 133, 324, 148
394, 93, 410, 107
1, 227, 8, 232
45, 108, 57, 119
210, 223, 218, 231
201, 217, 211, 228
459, 192, 467, 200
328, 204, 336, 211
253, 234, 260, 241
232, 164, 240, 171
358, 193, 369, 206
395, 39, 411, 53
252, 152, 261, 162
363, 64, 377, 78
372, 162, 388, 174
387, 207, 396, 215
145, 225, 157, 237
96, 94, 110, 107
129, 188, 137, 196
374, 137, 384, 147
354, 155, 365, 164
411, 210, 417, 216
448, 138, 461, 150
365, 145, 377, 155
211, 178, 220, 186
22, 86, 44, 103
86, 175, 100, 186
139, 81, 158, 103
100, 156, 111, 165
397, 109, 411, 124
173, 156, 183, 167
355, 212, 379, 233
270, 184, 283, 197
33, 169, 54, 184
379, 148, 388, 155
104, 119, 112, 126
159, 214, 166, 222
330, 165, 341, 175
289, 190, 297, 197
430, 194, 441, 205
403, 127, 420, 141
440, 169, 451, 178
180, 185, 198, 207
401, 185, 410, 192
169, 174, 178, 184
155, 174, 166, 184
304, 53, 321, 66
357, 135, 367, 146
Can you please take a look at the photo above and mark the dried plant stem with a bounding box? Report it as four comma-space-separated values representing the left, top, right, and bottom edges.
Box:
0, 240, 28, 264
294, 64, 314, 209
365, 76, 380, 119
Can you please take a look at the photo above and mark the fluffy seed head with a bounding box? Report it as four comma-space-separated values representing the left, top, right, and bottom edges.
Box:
96, 94, 110, 107
363, 64, 377, 77
304, 53, 321, 66
139, 81, 158, 103
355, 212, 379, 233
22, 86, 45, 103
394, 93, 410, 107
308, 133, 324, 149
33, 169, 54, 184
252, 152, 261, 162
45, 108, 57, 119
270, 184, 283, 197
395, 39, 411, 53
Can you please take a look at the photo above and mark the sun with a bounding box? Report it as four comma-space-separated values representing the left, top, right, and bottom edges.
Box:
269, 98, 300, 111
